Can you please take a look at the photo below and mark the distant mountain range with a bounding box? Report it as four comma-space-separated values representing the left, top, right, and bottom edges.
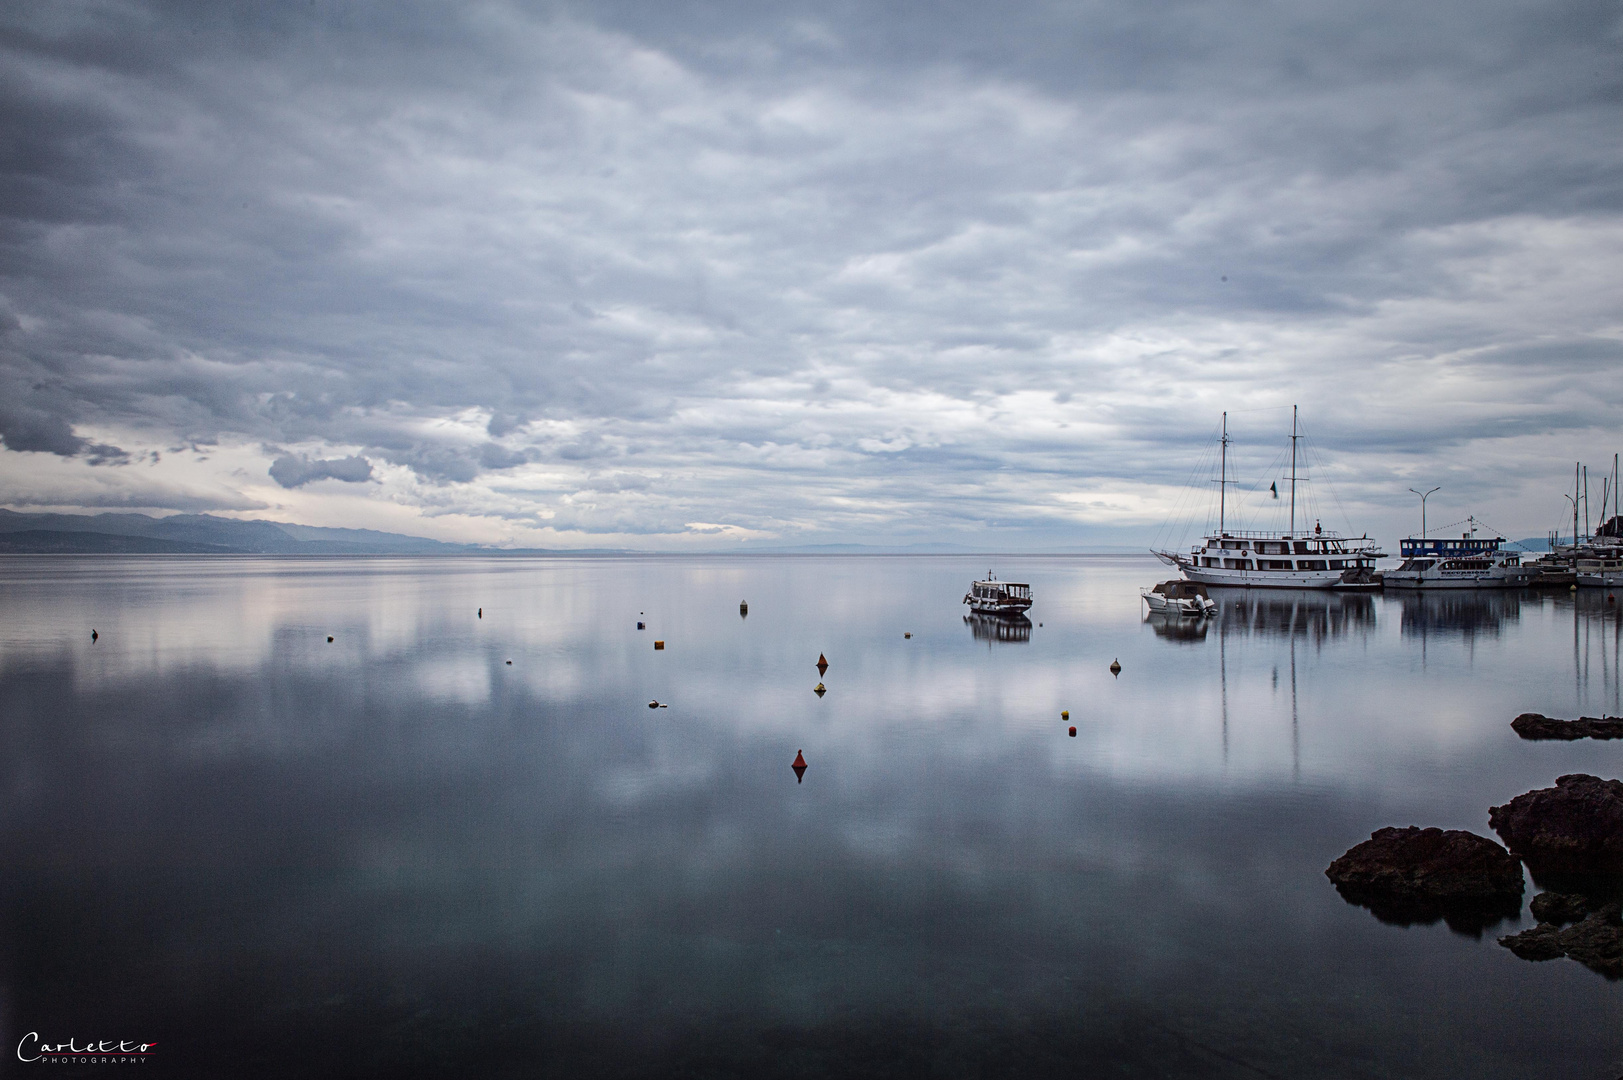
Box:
0, 510, 577, 555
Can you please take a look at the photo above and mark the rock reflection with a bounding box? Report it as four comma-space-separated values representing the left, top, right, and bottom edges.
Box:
963, 612, 1031, 644
1210, 590, 1375, 641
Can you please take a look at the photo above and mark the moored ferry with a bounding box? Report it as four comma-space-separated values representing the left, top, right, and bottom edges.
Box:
1154, 409, 1383, 590
1383, 529, 1535, 589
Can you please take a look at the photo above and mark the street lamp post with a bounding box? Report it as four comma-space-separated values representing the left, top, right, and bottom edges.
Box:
1409, 486, 1440, 539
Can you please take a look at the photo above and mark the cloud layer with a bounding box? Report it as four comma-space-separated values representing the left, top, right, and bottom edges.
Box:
1, 1, 1620, 546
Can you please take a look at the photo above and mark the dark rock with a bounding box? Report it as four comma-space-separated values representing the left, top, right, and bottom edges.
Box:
1511, 713, 1623, 741
1326, 826, 1524, 934
1529, 890, 1595, 926
1489, 774, 1623, 875
1499, 923, 1568, 962
1499, 901, 1623, 979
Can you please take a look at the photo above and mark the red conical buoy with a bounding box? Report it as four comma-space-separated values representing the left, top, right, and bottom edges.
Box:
816, 653, 828, 675
792, 749, 807, 783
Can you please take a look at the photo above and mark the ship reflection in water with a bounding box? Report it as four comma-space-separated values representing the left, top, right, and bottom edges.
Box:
1209, 589, 1376, 641
963, 612, 1031, 644
1397, 589, 1527, 639
1144, 612, 1210, 641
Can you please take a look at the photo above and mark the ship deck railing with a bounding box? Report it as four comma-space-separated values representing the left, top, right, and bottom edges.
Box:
1204, 529, 1368, 541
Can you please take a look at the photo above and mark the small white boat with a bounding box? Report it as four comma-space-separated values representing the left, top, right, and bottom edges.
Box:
1141, 580, 1217, 617
963, 572, 1032, 615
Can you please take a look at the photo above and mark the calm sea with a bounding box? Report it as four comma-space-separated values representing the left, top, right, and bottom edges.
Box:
1, 555, 1619, 1077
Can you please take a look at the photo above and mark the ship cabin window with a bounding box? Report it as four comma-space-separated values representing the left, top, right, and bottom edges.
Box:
1255, 542, 1288, 555
1399, 559, 1435, 571
1222, 558, 1251, 570
1258, 559, 1292, 570
1220, 540, 1250, 551
1443, 559, 1490, 571
1293, 541, 1311, 554
1201, 557, 1218, 567
1329, 560, 1347, 570
1298, 560, 1327, 571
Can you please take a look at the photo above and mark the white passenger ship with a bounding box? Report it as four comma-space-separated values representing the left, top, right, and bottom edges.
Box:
1383, 522, 1535, 589
1154, 409, 1383, 590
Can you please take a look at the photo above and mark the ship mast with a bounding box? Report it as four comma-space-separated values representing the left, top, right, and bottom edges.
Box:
1288, 405, 1299, 537
1218, 412, 1229, 536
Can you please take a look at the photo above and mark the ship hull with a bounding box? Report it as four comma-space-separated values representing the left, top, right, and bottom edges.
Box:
1176, 565, 1351, 590
1384, 569, 1536, 589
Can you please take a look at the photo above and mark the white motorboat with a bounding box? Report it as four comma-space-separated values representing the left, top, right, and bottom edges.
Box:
1141, 580, 1217, 617
1383, 521, 1536, 589
1154, 408, 1383, 590
963, 572, 1032, 615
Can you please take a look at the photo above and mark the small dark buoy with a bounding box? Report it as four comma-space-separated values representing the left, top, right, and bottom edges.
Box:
327, 636, 334, 643
903, 632, 911, 639
1068, 726, 1076, 737
1109, 658, 1121, 676
654, 640, 665, 650
478, 608, 482, 618
1061, 710, 1069, 720
637, 621, 645, 629
1038, 622, 1043, 627
792, 749, 807, 782
90, 629, 98, 642
648, 700, 667, 709
740, 600, 748, 618
816, 653, 828, 675
505, 659, 513, 665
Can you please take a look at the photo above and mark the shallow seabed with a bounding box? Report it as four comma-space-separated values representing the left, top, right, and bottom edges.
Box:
1, 554, 1620, 1077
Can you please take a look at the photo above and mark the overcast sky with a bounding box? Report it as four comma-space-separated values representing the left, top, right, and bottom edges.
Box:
2, 0, 1620, 549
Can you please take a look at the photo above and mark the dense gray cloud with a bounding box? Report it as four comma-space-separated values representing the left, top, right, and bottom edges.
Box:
0, 0, 1620, 545
268, 453, 374, 488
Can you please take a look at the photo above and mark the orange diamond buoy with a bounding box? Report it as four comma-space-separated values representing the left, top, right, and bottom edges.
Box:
792, 749, 807, 783
816, 653, 828, 675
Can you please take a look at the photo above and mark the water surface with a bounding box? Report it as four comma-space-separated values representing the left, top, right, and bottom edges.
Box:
1, 555, 1620, 1077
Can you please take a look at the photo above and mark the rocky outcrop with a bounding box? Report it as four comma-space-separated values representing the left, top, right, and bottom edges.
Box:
1488, 775, 1623, 875
1511, 713, 1623, 741
1326, 826, 1524, 933
1500, 898, 1623, 979
1529, 890, 1594, 926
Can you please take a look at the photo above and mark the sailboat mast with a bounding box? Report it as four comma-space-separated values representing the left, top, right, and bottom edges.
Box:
1219, 412, 1228, 536
1289, 405, 1298, 537
1575, 462, 1581, 545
